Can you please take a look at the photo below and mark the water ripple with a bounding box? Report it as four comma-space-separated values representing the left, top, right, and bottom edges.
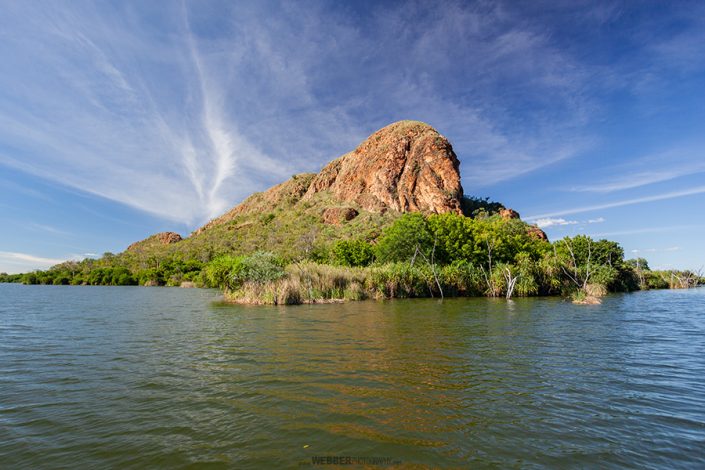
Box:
0, 285, 704, 468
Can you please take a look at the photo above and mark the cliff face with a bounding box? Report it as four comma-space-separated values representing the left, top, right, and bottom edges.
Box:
303, 120, 463, 214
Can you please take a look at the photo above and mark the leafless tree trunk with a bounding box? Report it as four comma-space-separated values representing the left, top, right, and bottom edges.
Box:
503, 266, 519, 299
412, 239, 444, 299
481, 238, 500, 297
666, 268, 703, 289
635, 257, 646, 289
556, 238, 592, 290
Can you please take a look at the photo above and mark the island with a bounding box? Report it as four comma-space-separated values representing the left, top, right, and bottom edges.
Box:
2, 121, 701, 304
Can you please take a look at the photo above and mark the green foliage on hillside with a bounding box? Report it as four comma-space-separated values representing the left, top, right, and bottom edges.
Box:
460, 196, 505, 217
330, 240, 375, 267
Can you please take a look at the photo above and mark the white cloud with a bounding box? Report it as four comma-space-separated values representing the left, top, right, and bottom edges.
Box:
0, 251, 92, 274
0, 2, 601, 229
534, 216, 603, 229
25, 223, 70, 236
571, 169, 699, 193
590, 225, 703, 237
0, 251, 68, 274
526, 185, 705, 221
569, 148, 705, 193
629, 246, 680, 255
535, 217, 579, 228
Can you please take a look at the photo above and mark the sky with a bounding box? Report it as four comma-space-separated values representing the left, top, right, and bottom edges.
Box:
1, 0, 704, 273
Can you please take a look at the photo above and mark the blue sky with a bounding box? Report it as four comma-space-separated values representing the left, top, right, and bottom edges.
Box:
1, 0, 704, 273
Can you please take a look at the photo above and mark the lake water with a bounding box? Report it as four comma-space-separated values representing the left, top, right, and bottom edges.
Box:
1, 284, 704, 469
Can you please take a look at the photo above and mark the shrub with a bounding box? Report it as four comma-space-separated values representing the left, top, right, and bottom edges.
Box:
330, 239, 375, 267
514, 253, 539, 297
375, 214, 434, 263
230, 251, 285, 287
439, 260, 484, 296
369, 262, 436, 298
202, 256, 242, 289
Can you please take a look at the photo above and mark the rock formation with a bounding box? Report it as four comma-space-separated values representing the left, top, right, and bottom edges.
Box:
322, 207, 359, 225
127, 232, 182, 252
499, 208, 520, 220
191, 120, 464, 235
124, 120, 551, 258
526, 226, 548, 241
303, 120, 463, 214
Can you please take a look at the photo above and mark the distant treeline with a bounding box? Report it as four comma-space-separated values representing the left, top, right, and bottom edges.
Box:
2, 213, 701, 304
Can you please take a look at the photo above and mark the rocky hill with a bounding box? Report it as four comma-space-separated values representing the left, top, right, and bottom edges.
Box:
192, 121, 463, 236
120, 120, 543, 263
126, 232, 183, 253
302, 120, 463, 214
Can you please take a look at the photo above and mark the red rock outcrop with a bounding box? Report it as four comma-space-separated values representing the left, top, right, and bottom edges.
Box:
322, 207, 359, 225
526, 226, 548, 241
303, 121, 464, 214
127, 232, 182, 252
499, 208, 520, 220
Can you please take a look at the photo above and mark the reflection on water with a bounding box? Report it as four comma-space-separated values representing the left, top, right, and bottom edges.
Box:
1, 284, 704, 468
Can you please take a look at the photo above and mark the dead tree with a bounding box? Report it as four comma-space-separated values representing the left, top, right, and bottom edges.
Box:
555, 237, 592, 291
411, 238, 444, 299
503, 266, 519, 299
480, 237, 502, 297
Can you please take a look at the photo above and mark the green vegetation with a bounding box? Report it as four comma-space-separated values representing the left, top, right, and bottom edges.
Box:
4, 255, 204, 287
329, 239, 375, 267
7, 211, 700, 305
0, 273, 23, 283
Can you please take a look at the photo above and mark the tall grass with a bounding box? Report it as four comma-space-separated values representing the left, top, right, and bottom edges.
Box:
225, 263, 369, 305
224, 261, 501, 305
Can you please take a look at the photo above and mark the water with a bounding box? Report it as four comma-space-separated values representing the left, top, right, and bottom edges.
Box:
1, 284, 704, 469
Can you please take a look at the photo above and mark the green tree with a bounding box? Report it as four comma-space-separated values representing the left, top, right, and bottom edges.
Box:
331, 239, 375, 267
375, 213, 434, 263
427, 213, 474, 263
202, 256, 241, 289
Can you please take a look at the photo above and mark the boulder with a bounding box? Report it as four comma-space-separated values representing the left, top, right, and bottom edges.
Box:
322, 207, 359, 225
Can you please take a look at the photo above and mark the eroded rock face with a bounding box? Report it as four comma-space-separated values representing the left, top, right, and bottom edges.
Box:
127, 232, 182, 252
156, 232, 183, 244
322, 207, 359, 225
499, 208, 520, 220
304, 121, 464, 214
526, 226, 548, 241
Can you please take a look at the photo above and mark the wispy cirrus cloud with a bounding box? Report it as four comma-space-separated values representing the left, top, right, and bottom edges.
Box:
568, 148, 705, 193
591, 225, 703, 237
4, 1, 703, 233
570, 168, 700, 193
24, 223, 70, 236
0, 1, 601, 228
0, 2, 294, 226
0, 251, 69, 273
526, 185, 705, 221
